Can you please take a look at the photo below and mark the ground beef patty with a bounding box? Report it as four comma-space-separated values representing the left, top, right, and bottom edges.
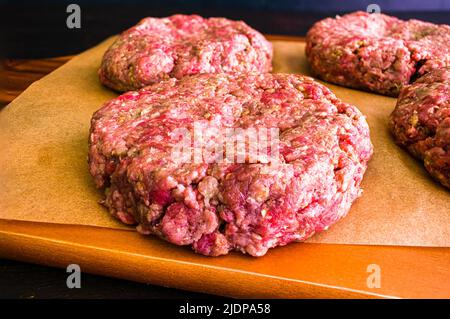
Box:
88, 73, 373, 256
306, 11, 450, 96
99, 14, 273, 92
389, 67, 450, 189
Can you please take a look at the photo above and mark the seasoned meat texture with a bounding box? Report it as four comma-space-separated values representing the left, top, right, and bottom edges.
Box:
99, 14, 273, 92
389, 67, 450, 189
88, 73, 373, 256
306, 11, 450, 96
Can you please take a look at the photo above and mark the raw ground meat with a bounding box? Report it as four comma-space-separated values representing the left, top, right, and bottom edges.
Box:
389, 67, 450, 189
99, 14, 273, 92
306, 11, 450, 96
88, 72, 373, 256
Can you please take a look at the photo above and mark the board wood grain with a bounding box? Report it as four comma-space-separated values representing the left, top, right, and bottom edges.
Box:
0, 35, 449, 298
1, 220, 449, 298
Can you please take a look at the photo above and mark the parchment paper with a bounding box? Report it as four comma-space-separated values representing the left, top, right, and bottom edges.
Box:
0, 38, 448, 247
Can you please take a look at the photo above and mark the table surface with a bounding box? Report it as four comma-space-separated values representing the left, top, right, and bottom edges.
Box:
0, 35, 449, 299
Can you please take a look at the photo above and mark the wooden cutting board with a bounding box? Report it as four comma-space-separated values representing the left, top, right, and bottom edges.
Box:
0, 36, 449, 298
1, 219, 449, 298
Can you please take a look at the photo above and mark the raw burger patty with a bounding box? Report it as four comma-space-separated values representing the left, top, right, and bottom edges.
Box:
99, 14, 273, 92
306, 11, 450, 96
389, 67, 450, 189
88, 73, 373, 256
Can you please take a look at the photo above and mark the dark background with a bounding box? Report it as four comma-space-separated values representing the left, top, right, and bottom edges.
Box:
1, 0, 450, 58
